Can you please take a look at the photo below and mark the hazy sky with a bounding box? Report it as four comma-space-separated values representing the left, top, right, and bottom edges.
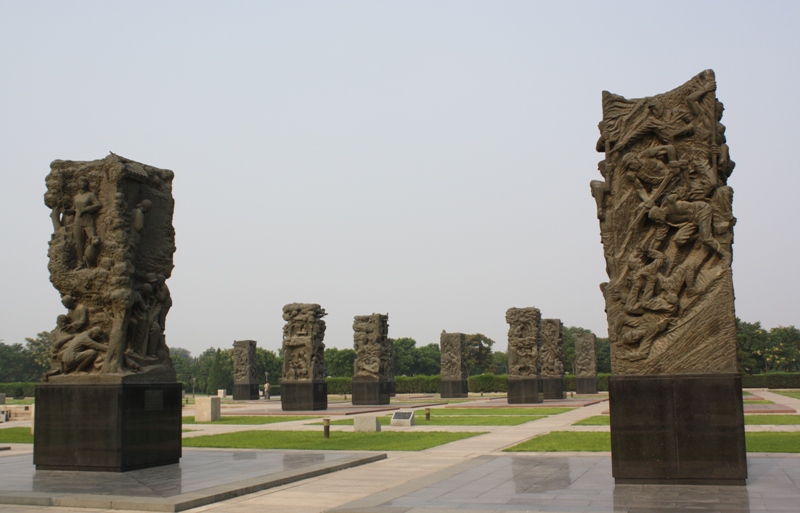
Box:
1, 1, 798, 356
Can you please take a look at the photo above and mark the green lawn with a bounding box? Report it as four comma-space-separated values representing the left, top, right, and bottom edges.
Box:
1, 398, 35, 405
773, 391, 800, 401
182, 430, 484, 451
505, 431, 800, 453
745, 415, 800, 425
743, 399, 773, 404
318, 415, 546, 426
182, 416, 318, 425
573, 415, 610, 426
435, 408, 572, 416
0, 428, 33, 444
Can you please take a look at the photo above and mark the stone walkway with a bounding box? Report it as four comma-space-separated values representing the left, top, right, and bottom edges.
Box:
3, 391, 800, 512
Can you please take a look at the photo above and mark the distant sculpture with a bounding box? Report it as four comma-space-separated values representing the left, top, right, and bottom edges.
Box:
539, 319, 564, 377
282, 303, 326, 382
594, 69, 737, 374
505, 307, 541, 377
439, 331, 468, 397
353, 314, 390, 379
43, 154, 176, 381
233, 340, 259, 400
574, 332, 597, 377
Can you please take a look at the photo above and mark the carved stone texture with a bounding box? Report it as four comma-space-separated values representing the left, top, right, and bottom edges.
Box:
353, 314, 391, 379
281, 303, 326, 381
233, 340, 258, 384
43, 154, 176, 383
539, 319, 565, 377
440, 331, 467, 381
594, 69, 737, 375
575, 332, 598, 377
384, 338, 395, 383
505, 307, 541, 377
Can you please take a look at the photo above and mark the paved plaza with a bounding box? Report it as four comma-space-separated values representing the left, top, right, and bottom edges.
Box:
1, 391, 800, 512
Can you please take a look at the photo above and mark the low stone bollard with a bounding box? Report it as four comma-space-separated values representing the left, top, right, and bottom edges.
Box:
323, 418, 330, 439
354, 416, 381, 432
195, 396, 221, 422
217, 389, 227, 398
30, 405, 35, 435
425, 408, 431, 421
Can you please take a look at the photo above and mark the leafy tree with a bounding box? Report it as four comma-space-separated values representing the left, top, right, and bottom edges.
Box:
596, 337, 611, 373
464, 333, 495, 376
255, 347, 282, 385
24, 332, 51, 381
415, 343, 441, 375
492, 351, 508, 374
0, 343, 26, 382
561, 326, 593, 375
324, 348, 356, 377
204, 349, 226, 395
169, 347, 194, 388
393, 338, 418, 376
737, 319, 769, 373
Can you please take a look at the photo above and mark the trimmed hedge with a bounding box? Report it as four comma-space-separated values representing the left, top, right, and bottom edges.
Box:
395, 375, 440, 393
742, 373, 800, 389
326, 377, 352, 395
468, 373, 507, 393
0, 383, 37, 398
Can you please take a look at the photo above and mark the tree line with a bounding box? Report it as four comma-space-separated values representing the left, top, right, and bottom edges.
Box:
2, 319, 797, 387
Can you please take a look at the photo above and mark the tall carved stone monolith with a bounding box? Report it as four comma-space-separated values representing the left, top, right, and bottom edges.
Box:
35, 154, 181, 471
352, 314, 392, 405
574, 332, 598, 394
280, 303, 327, 410
385, 338, 396, 397
439, 332, 468, 398
505, 307, 543, 403
539, 319, 566, 399
232, 340, 259, 400
593, 70, 745, 485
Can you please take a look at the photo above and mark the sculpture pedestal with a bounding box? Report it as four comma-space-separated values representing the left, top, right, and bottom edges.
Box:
352, 378, 391, 405
440, 380, 468, 398
507, 377, 543, 404
541, 377, 566, 399
281, 380, 327, 411
232, 383, 259, 401
576, 376, 598, 394
609, 373, 746, 485
34, 382, 181, 472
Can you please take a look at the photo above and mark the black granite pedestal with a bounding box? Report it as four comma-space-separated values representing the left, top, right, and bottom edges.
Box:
507, 377, 543, 404
576, 376, 598, 394
541, 376, 566, 400
232, 383, 259, 401
440, 380, 468, 398
34, 382, 182, 472
352, 378, 391, 405
609, 373, 746, 485
281, 380, 327, 411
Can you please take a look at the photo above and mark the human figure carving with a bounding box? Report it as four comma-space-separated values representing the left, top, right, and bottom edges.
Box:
72, 177, 101, 269
54, 327, 106, 373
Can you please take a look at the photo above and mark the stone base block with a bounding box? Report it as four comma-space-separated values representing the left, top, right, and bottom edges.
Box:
281, 381, 327, 411
576, 376, 598, 394
440, 380, 468, 398
232, 383, 259, 401
609, 373, 747, 485
34, 383, 182, 472
507, 377, 543, 404
195, 396, 220, 422
352, 379, 391, 405
354, 416, 381, 432
541, 377, 566, 400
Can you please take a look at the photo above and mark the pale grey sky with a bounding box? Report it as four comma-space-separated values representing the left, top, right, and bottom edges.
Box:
1, 1, 798, 356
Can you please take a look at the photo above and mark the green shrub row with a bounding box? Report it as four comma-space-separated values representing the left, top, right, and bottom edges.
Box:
741, 373, 800, 389
0, 383, 37, 398
395, 375, 440, 393
326, 377, 352, 394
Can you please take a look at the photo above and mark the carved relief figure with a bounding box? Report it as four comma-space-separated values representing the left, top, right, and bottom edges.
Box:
43, 154, 177, 382
440, 332, 467, 381
233, 340, 258, 384
353, 314, 389, 379
574, 332, 597, 378
539, 319, 564, 377
593, 70, 738, 374
505, 307, 541, 377
281, 303, 326, 381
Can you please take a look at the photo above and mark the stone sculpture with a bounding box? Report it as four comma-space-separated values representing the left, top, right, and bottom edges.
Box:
232, 340, 259, 400
36, 154, 181, 472
539, 318, 566, 399
440, 331, 468, 398
281, 303, 327, 410
505, 307, 543, 403
594, 70, 745, 484
574, 332, 598, 394
352, 314, 392, 405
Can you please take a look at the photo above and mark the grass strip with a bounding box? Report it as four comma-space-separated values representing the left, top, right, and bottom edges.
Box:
182, 416, 318, 425
435, 408, 572, 416
573, 415, 610, 426
317, 415, 546, 427
746, 432, 800, 452
745, 415, 800, 425
743, 400, 774, 404
0, 428, 33, 444
774, 391, 800, 401
182, 430, 483, 451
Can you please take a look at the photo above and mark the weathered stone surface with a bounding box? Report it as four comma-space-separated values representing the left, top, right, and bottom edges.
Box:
575, 332, 598, 377
43, 154, 176, 383
354, 416, 381, 432
233, 340, 258, 385
353, 314, 391, 380
539, 319, 564, 378
440, 332, 467, 381
506, 307, 541, 377
593, 69, 737, 375
281, 303, 326, 381
195, 396, 220, 422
